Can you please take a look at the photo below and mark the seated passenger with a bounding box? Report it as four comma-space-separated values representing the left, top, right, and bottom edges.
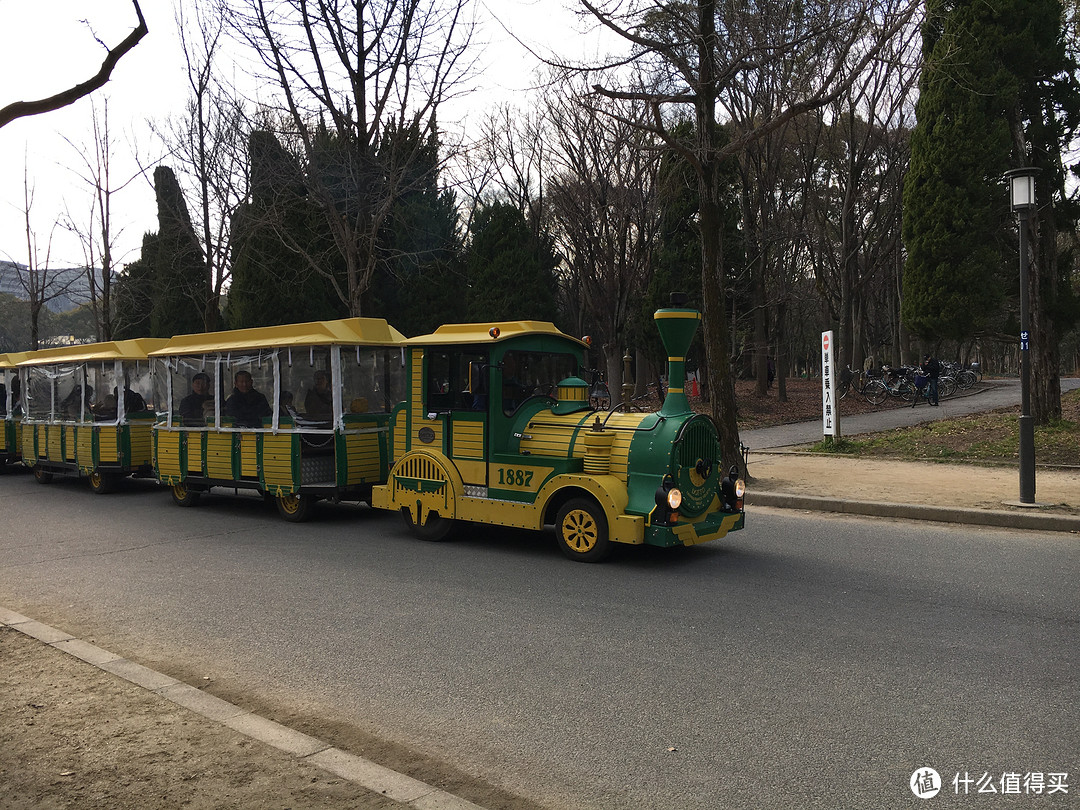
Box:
304, 370, 332, 419
62, 384, 93, 419
224, 370, 272, 427
124, 387, 147, 413
179, 372, 212, 425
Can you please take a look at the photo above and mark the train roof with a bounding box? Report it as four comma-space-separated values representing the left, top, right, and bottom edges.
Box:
16, 339, 170, 367
149, 318, 408, 356
0, 351, 31, 369
403, 321, 588, 348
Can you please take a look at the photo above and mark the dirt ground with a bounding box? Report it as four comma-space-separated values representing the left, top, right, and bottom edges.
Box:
0, 627, 404, 810
0, 624, 545, 810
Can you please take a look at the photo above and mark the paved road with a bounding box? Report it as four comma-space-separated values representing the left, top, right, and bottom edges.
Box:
0, 474, 1076, 809
743, 378, 1080, 449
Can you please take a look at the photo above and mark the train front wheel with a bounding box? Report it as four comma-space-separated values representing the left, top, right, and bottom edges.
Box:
555, 498, 611, 562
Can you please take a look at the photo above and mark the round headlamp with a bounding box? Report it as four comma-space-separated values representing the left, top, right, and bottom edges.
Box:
667, 487, 683, 509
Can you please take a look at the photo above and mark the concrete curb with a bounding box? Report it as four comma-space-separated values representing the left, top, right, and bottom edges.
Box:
747, 491, 1080, 533
0, 607, 487, 810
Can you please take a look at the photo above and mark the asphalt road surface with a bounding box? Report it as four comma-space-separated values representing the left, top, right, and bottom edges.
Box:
0, 473, 1076, 809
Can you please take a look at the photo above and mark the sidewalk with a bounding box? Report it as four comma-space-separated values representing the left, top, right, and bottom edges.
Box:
747, 451, 1080, 532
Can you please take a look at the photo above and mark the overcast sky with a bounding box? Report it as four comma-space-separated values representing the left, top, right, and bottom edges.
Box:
0, 0, 613, 272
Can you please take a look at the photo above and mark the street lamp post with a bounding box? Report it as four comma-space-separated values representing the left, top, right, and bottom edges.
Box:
1005, 167, 1039, 505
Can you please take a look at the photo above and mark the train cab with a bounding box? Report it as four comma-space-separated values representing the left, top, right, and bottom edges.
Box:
17, 339, 168, 491
0, 352, 29, 470
149, 318, 407, 521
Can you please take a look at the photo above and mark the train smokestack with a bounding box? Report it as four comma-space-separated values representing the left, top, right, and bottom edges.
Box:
653, 292, 699, 417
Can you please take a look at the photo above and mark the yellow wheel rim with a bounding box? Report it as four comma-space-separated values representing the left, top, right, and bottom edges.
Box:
90, 472, 102, 487
279, 494, 300, 515
174, 484, 188, 499
561, 508, 598, 553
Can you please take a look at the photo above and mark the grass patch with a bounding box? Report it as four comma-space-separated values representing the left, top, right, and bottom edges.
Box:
803, 388, 1080, 466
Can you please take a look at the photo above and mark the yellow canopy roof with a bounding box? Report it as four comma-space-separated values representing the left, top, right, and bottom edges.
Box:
404, 321, 587, 347
150, 318, 407, 356
0, 351, 31, 369
16, 339, 169, 367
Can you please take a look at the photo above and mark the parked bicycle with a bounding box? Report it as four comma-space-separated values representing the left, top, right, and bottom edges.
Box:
838, 365, 874, 400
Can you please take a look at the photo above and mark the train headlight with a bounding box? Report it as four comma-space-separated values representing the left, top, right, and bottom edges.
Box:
653, 474, 681, 525
720, 464, 745, 512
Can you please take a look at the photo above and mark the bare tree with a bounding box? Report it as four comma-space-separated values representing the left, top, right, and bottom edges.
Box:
545, 76, 662, 395
226, 0, 477, 315
572, 0, 921, 466
13, 163, 82, 348
458, 103, 551, 235
156, 0, 251, 331
62, 99, 144, 341
0, 1, 147, 130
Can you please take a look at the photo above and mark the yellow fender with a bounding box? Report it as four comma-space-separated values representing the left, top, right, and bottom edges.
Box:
374, 448, 463, 525
532, 473, 643, 545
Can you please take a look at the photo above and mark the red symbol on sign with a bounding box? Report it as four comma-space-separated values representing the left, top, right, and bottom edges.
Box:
823, 334, 830, 350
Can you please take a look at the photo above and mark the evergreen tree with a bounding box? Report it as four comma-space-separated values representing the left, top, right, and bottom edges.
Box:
901, 0, 1015, 343
465, 202, 559, 323
227, 131, 345, 329
366, 122, 465, 336
1008, 0, 1080, 421
114, 167, 207, 338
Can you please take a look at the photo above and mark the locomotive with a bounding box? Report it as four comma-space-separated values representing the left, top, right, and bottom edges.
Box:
371, 298, 746, 561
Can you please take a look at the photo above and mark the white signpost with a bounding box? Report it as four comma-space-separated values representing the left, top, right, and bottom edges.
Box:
821, 330, 840, 439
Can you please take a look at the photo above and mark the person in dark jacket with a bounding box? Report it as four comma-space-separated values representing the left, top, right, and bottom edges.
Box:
179, 372, 213, 424
304, 370, 332, 419
224, 370, 271, 427
922, 354, 940, 406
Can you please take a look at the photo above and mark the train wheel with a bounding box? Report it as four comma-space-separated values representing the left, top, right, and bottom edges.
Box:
403, 508, 454, 542
276, 493, 316, 523
555, 498, 611, 562
88, 470, 117, 495
33, 465, 53, 484
171, 483, 201, 507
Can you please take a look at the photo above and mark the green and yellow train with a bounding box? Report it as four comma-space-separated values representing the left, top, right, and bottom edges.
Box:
5, 301, 745, 561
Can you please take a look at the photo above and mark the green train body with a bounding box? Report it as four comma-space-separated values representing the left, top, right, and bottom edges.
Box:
371, 303, 746, 561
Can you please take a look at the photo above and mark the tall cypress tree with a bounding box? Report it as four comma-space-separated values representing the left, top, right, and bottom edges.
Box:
1007, 0, 1080, 420
227, 131, 345, 329
114, 167, 207, 338
901, 0, 1015, 344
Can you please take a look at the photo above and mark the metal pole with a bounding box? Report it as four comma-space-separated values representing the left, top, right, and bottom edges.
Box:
1018, 207, 1035, 504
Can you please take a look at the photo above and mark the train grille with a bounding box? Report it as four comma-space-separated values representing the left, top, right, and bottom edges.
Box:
674, 417, 721, 517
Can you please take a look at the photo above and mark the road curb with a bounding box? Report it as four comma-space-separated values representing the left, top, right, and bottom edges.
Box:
0, 607, 488, 810
746, 491, 1080, 532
